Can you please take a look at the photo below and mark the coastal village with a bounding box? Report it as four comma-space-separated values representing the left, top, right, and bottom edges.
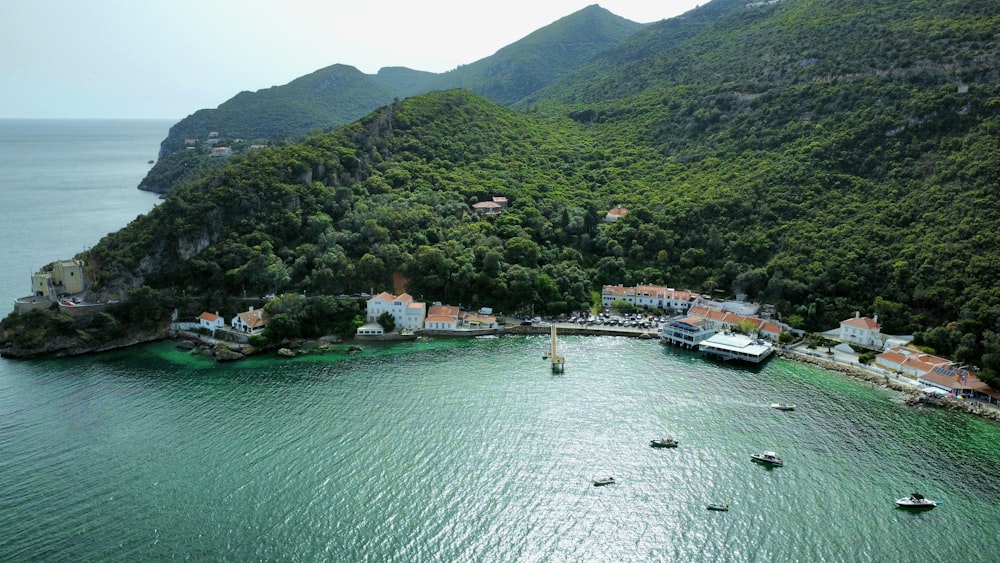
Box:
12, 260, 1000, 416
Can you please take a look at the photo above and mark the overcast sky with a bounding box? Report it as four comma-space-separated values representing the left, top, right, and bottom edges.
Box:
1, 1, 703, 119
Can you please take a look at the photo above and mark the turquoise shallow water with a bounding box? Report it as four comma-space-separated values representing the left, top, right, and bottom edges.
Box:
2, 335, 999, 562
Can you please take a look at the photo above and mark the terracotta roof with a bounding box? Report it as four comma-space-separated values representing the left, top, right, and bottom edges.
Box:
922, 366, 987, 392
370, 291, 395, 303
425, 315, 456, 323
877, 347, 949, 372
237, 309, 268, 329
606, 207, 629, 218
877, 350, 907, 365
199, 312, 220, 322
427, 305, 460, 317
841, 316, 881, 330
688, 306, 783, 334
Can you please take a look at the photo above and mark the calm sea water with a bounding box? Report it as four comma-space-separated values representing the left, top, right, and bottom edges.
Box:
1, 121, 1000, 562
0, 119, 167, 306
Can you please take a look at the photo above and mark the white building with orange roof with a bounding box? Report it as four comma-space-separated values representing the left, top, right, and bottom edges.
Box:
421, 304, 498, 332
919, 365, 1000, 404
685, 305, 785, 342
198, 311, 225, 333
839, 312, 883, 349
425, 304, 460, 330
875, 346, 951, 379
601, 284, 697, 312
366, 292, 426, 330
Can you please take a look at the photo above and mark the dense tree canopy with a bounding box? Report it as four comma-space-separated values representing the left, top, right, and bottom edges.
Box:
5, 0, 1000, 383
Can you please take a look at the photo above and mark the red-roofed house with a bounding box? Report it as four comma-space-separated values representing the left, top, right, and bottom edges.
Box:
424, 304, 460, 330
198, 311, 225, 332
366, 292, 426, 330
686, 305, 785, 341
839, 312, 883, 349
601, 284, 697, 312
875, 346, 950, 379
919, 365, 1000, 404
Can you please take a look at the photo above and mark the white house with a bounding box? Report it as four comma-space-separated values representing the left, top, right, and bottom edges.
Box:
839, 312, 883, 349
875, 346, 950, 379
198, 311, 225, 333
601, 284, 697, 311
424, 304, 460, 330
231, 306, 268, 335
366, 292, 426, 331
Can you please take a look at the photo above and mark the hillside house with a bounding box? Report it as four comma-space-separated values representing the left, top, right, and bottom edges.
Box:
605, 206, 628, 222
424, 304, 460, 330
601, 284, 697, 312
472, 201, 503, 215
366, 292, 426, 331
875, 346, 950, 379
231, 306, 269, 335
839, 312, 883, 349
198, 311, 225, 333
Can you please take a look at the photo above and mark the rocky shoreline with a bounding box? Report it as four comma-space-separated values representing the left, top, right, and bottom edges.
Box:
5, 323, 999, 425
779, 348, 1000, 424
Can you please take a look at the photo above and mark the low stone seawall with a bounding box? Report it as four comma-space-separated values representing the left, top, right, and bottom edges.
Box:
779, 348, 1000, 423
779, 349, 919, 395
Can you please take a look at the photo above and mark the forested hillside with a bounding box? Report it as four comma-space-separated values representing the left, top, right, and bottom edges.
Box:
139, 5, 645, 195
4, 0, 1000, 380
521, 0, 1000, 373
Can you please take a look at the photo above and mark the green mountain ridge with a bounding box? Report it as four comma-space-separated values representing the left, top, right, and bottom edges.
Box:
4, 0, 1000, 380
139, 4, 643, 194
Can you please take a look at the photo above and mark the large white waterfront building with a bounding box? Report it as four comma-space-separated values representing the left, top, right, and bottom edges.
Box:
698, 332, 774, 363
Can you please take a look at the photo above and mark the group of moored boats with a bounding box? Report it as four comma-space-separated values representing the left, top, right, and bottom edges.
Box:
596, 440, 940, 511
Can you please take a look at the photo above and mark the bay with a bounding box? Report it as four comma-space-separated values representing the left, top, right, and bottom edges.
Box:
1, 120, 999, 562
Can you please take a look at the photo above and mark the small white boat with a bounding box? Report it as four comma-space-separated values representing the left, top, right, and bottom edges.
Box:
896, 493, 937, 509
750, 451, 784, 466
593, 476, 616, 487
771, 402, 795, 411
706, 502, 729, 511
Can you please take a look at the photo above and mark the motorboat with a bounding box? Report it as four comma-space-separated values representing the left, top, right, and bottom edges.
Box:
650, 438, 679, 448
895, 493, 937, 509
750, 451, 784, 466
771, 403, 796, 411
593, 476, 616, 487
706, 503, 729, 511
